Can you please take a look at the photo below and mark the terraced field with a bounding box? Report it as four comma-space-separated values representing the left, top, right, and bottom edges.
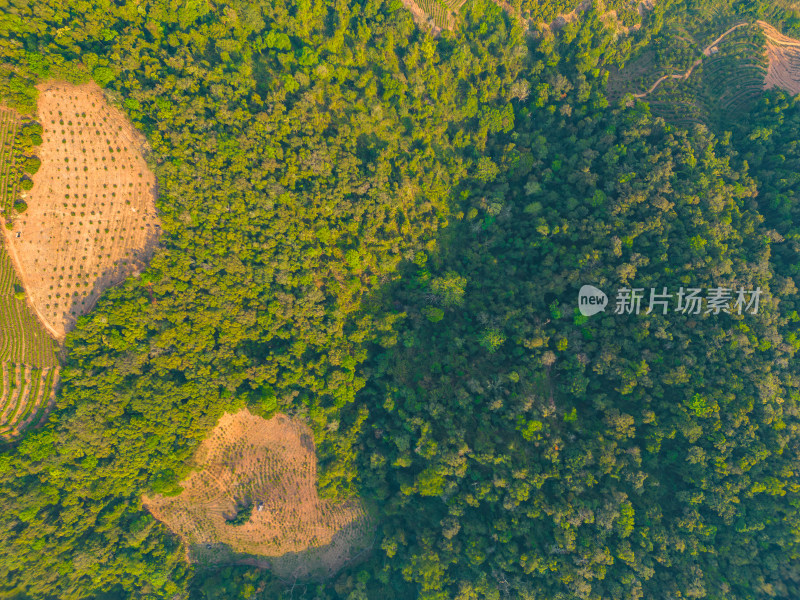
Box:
0, 250, 57, 367
761, 20, 800, 95
609, 20, 769, 128
652, 26, 766, 127
0, 108, 59, 440
0, 362, 59, 439
702, 27, 768, 115
0, 109, 20, 215
401, 0, 467, 31
419, 0, 467, 29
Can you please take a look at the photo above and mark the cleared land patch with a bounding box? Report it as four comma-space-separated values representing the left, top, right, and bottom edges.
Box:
399, 0, 466, 32
5, 81, 160, 340
760, 21, 800, 95
143, 410, 373, 581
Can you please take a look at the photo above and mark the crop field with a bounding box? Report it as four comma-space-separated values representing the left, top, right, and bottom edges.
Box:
400, 0, 653, 35
0, 363, 59, 439
0, 249, 57, 367
7, 81, 161, 339
0, 108, 59, 439
432, 0, 468, 29
144, 410, 373, 581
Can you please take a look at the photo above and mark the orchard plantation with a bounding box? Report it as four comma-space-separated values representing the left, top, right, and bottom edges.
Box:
1, 0, 800, 598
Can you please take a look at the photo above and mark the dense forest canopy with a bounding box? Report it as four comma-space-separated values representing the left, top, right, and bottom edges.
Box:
1, 0, 800, 598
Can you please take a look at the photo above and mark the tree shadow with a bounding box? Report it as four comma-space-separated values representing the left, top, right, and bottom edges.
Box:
60, 223, 161, 335
187, 514, 376, 585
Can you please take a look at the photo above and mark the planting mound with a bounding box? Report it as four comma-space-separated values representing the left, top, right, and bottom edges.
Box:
760, 21, 800, 96
143, 410, 373, 581
5, 81, 160, 339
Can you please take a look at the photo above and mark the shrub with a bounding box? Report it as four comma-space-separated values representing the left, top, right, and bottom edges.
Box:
22, 123, 43, 146
422, 306, 444, 322
24, 122, 43, 136
226, 502, 254, 526
93, 66, 116, 86
23, 157, 41, 175
478, 328, 506, 353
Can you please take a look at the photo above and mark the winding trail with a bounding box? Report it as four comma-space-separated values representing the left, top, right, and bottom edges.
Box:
702, 22, 750, 55
633, 21, 749, 98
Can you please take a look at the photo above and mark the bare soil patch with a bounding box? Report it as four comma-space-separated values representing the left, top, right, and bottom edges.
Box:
548, 0, 592, 31
399, 0, 468, 33
143, 410, 373, 581
760, 21, 800, 96
400, 0, 443, 34
4, 81, 160, 339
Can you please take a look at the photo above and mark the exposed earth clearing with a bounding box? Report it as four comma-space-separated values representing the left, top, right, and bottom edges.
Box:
760, 20, 800, 95
144, 410, 373, 580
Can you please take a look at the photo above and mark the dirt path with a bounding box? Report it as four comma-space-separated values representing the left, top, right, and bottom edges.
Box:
758, 20, 800, 47
632, 21, 749, 98
632, 59, 703, 98
702, 22, 749, 55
